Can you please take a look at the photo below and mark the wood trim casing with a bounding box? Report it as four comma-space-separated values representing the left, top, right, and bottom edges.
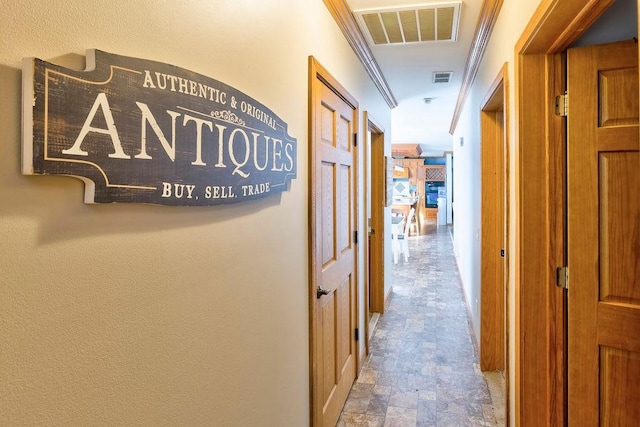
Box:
515, 48, 567, 427
362, 112, 371, 360
516, 0, 615, 55
514, 1, 617, 425
367, 113, 386, 315
480, 63, 510, 425
322, 0, 398, 108
449, 0, 504, 134
480, 63, 508, 373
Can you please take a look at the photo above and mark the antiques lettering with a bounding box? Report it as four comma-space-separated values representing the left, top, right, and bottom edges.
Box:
62, 92, 295, 177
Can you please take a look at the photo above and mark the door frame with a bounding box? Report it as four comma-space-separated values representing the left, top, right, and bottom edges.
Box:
308, 56, 360, 426
480, 63, 509, 420
514, 0, 632, 424
365, 112, 386, 317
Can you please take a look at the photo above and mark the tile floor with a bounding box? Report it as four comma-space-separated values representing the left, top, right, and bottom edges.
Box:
338, 223, 505, 427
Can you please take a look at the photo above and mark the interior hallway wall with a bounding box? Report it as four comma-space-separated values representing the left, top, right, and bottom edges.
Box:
452, 0, 637, 424
0, 1, 391, 425
451, 0, 543, 425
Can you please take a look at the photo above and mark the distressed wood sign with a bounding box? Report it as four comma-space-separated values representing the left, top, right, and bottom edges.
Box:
22, 50, 297, 205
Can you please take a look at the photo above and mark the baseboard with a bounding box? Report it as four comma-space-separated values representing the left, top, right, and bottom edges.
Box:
448, 232, 481, 359
384, 285, 393, 309
368, 313, 380, 340
462, 285, 481, 360
358, 346, 367, 373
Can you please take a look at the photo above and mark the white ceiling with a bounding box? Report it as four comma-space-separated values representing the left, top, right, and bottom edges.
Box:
345, 0, 484, 154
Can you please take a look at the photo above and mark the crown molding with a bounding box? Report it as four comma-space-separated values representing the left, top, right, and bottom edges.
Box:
323, 0, 398, 109
449, 0, 504, 134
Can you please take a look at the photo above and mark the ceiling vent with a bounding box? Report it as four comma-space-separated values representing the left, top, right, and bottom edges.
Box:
433, 71, 453, 83
354, 2, 462, 46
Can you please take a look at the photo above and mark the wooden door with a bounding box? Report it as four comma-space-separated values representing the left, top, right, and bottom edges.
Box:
567, 40, 640, 426
309, 58, 358, 427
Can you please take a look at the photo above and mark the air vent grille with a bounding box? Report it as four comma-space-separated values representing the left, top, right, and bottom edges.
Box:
433, 71, 453, 83
355, 2, 461, 46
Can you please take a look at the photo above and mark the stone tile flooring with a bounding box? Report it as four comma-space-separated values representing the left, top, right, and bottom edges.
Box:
338, 224, 504, 426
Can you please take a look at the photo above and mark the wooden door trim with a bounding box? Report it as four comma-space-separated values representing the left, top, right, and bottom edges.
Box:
362, 111, 370, 368
480, 65, 509, 421
362, 111, 385, 360
514, 0, 618, 425
366, 113, 386, 316
308, 56, 359, 427
516, 0, 615, 55
480, 63, 507, 372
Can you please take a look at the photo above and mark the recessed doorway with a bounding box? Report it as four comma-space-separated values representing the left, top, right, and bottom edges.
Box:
480, 62, 509, 424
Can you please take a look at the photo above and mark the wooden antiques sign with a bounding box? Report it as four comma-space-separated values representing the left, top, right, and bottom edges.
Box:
22, 50, 297, 205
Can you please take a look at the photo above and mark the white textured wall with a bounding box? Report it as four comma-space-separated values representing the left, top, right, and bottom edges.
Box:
0, 1, 391, 425
451, 1, 543, 425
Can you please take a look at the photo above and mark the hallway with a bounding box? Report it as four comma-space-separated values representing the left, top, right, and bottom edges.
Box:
338, 224, 504, 426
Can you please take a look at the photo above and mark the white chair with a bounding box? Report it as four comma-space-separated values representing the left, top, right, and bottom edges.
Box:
391, 215, 403, 264
409, 208, 420, 236
394, 208, 414, 263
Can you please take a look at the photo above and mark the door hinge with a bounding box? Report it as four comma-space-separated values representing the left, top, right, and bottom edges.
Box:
354, 230, 358, 244
555, 93, 568, 117
556, 266, 569, 290
354, 328, 359, 341
500, 249, 506, 258
353, 133, 358, 147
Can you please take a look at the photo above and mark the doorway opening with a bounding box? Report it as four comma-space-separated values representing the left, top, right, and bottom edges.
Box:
480, 62, 509, 424
364, 112, 386, 350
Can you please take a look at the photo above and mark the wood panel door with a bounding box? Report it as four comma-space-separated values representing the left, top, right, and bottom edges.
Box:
567, 40, 640, 426
309, 58, 358, 427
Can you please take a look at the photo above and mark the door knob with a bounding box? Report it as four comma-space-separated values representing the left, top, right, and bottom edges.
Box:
316, 285, 330, 299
